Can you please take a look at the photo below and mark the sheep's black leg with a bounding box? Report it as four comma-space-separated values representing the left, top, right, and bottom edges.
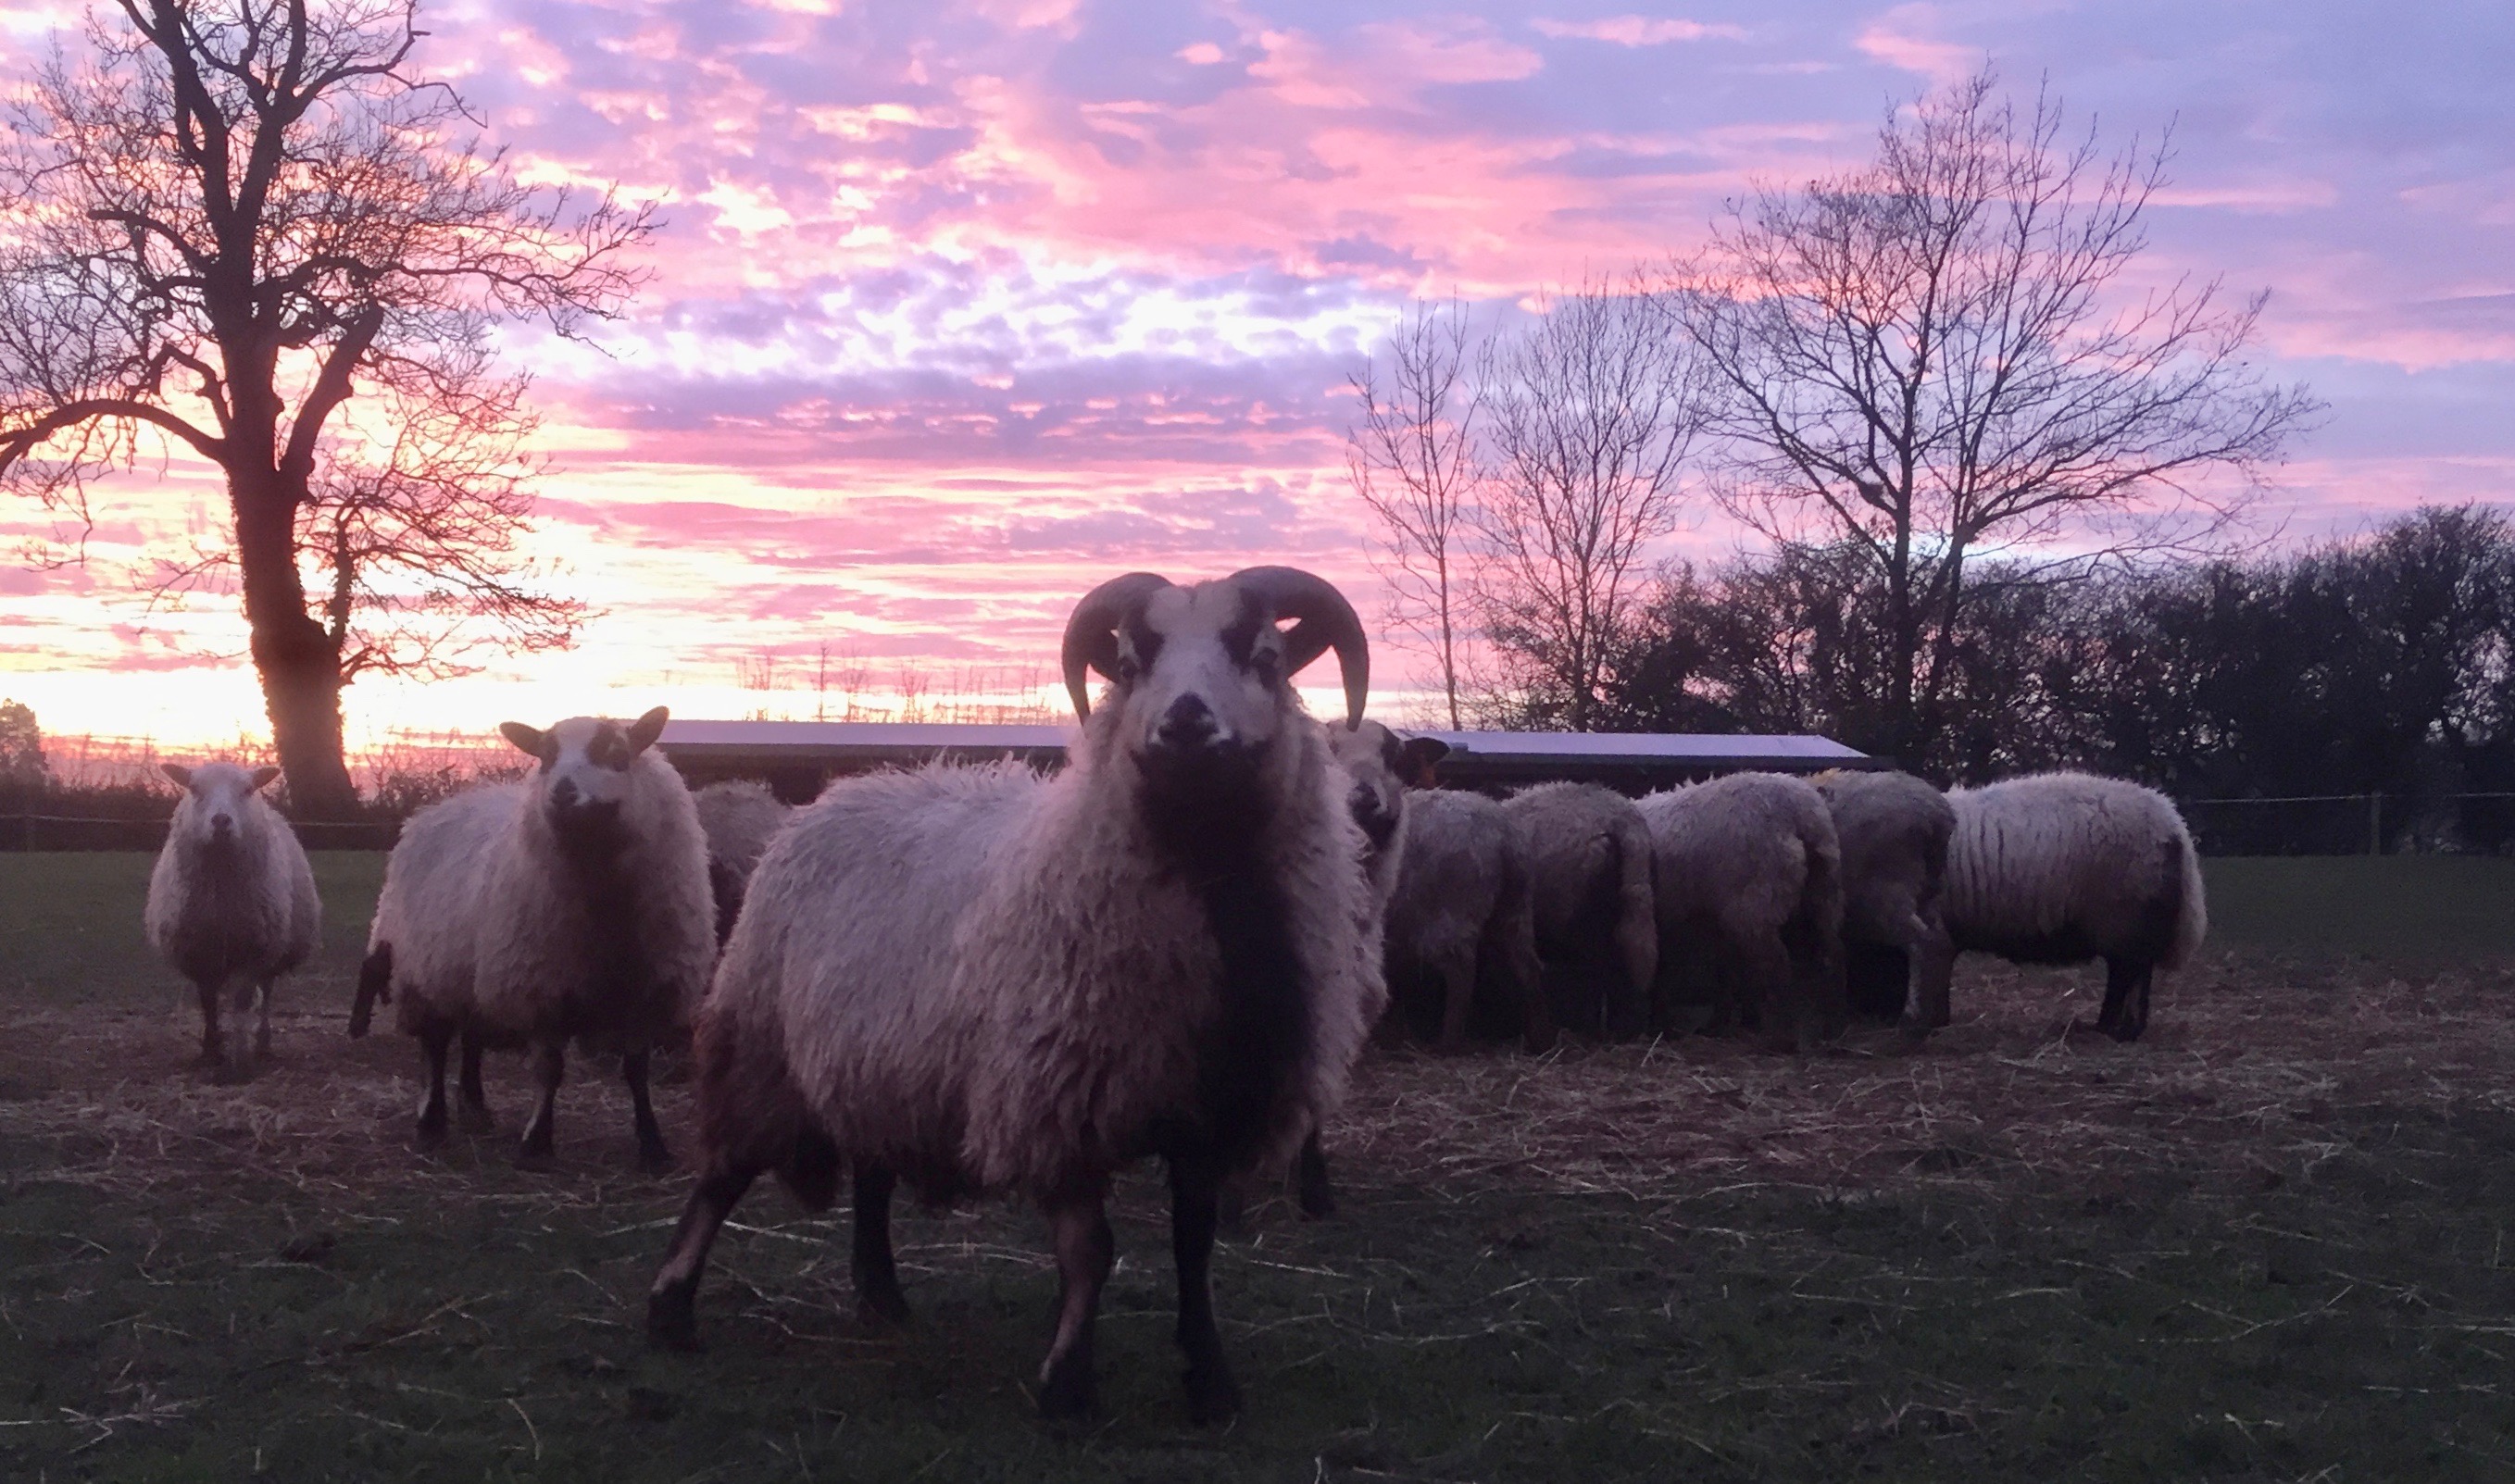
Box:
622, 1050, 672, 1172
1168, 1152, 1241, 1425
2097, 956, 2133, 1037
2107, 958, 2153, 1042
1906, 929, 1957, 1037
646, 1162, 758, 1352
456, 1029, 494, 1133
252, 977, 276, 1060
852, 1165, 910, 1327
416, 1025, 453, 1148
1295, 1132, 1337, 1219
519, 1041, 564, 1160
194, 979, 224, 1069
1035, 1189, 1114, 1420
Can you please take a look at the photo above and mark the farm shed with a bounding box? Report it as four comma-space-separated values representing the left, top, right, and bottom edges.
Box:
656, 719, 1879, 804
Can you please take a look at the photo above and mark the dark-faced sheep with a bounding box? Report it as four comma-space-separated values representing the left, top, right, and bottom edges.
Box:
1812, 769, 1956, 1034
1501, 781, 1657, 1037
693, 779, 792, 944
645, 567, 1382, 1426
352, 707, 715, 1168
1943, 771, 2207, 1041
144, 762, 320, 1076
1636, 773, 1845, 1050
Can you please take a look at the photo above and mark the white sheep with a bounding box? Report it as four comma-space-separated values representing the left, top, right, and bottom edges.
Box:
645, 567, 1382, 1426
1384, 777, 1548, 1053
1636, 772, 1845, 1050
692, 779, 793, 943
144, 762, 320, 1076
352, 707, 715, 1168
1501, 781, 1658, 1037
1812, 768, 1956, 1034
1943, 771, 2208, 1041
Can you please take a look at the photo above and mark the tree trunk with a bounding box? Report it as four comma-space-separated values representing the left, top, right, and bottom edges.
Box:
233, 468, 357, 818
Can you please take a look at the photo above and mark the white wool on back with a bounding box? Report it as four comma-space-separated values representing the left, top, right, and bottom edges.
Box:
1501, 780, 1658, 994
1636, 771, 1839, 941
694, 779, 791, 888
705, 705, 1384, 1203
368, 748, 716, 1050
1944, 771, 2208, 969
1812, 769, 1953, 944
144, 763, 319, 987
1387, 789, 1520, 968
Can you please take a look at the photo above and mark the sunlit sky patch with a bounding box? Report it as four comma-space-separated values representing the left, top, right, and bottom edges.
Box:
5, 0, 2514, 748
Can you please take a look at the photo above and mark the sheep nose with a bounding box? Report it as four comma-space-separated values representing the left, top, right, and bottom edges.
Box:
1155, 695, 1220, 751
551, 778, 582, 809
209, 812, 234, 832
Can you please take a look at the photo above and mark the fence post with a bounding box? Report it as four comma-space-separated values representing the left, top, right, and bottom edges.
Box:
2368, 792, 2382, 856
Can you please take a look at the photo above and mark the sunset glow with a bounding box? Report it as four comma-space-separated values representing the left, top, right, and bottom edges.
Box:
6, 0, 2512, 749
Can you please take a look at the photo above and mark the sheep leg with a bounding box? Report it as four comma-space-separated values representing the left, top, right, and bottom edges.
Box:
456, 1030, 494, 1134
2101, 957, 2152, 1042
1295, 1132, 1337, 1219
623, 1050, 672, 1172
193, 979, 225, 1069
646, 1162, 759, 1352
1906, 926, 1958, 1037
415, 1025, 453, 1149
519, 1041, 564, 1160
1741, 933, 1804, 1053
1166, 1153, 1242, 1425
1035, 1190, 1114, 1420
252, 978, 276, 1060
851, 1165, 911, 1327
1434, 953, 1475, 1054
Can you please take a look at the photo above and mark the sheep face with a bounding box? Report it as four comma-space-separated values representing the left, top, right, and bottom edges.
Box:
1064, 568, 1369, 817
499, 707, 669, 852
161, 761, 282, 854
1330, 720, 1409, 855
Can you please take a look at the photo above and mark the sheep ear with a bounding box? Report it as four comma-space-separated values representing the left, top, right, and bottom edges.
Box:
626, 706, 669, 755
1399, 737, 1449, 781
249, 766, 283, 792
498, 722, 548, 758
160, 762, 194, 790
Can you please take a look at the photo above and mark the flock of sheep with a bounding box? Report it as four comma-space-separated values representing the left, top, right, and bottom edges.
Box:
138, 566, 2208, 1425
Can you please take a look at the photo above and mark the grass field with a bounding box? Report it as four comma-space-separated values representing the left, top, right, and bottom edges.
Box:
3, 853, 2513, 1481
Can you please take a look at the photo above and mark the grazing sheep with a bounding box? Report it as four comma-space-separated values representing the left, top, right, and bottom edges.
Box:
693, 779, 792, 944
351, 707, 714, 1169
1636, 773, 1845, 1051
1943, 772, 2207, 1041
1812, 769, 1957, 1033
144, 762, 320, 1076
645, 567, 1382, 1426
1385, 779, 1549, 1053
1501, 782, 1658, 1037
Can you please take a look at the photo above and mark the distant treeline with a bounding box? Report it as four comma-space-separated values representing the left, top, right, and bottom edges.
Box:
1540, 504, 2515, 851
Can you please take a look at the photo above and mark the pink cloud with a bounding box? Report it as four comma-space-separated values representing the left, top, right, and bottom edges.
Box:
1531, 16, 1747, 46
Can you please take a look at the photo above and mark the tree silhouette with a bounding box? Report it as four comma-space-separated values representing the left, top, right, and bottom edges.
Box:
1, 0, 650, 814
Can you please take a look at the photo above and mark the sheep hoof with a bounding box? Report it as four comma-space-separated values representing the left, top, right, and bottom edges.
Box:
637, 1141, 676, 1177
1182, 1364, 1241, 1427
457, 1104, 497, 1136
2107, 1020, 2144, 1044
1037, 1362, 1096, 1421
414, 1119, 449, 1152
1295, 1174, 1338, 1221
646, 1291, 703, 1353
857, 1288, 911, 1329
1896, 1019, 1934, 1045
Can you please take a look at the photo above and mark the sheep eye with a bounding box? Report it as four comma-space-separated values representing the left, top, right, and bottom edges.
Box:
1114, 656, 1141, 683
1250, 650, 1281, 684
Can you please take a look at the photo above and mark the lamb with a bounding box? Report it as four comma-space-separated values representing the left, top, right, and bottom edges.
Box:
645, 567, 1383, 1426
1636, 773, 1845, 1050
350, 707, 715, 1169
144, 762, 321, 1076
1942, 771, 2207, 1041
1812, 769, 1957, 1034
1383, 769, 1549, 1054
692, 779, 792, 943
1500, 781, 1658, 1037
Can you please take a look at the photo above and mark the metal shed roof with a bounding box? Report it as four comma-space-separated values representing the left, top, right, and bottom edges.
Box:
658, 719, 1876, 799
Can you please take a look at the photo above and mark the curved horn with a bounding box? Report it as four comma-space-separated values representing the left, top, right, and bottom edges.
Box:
1059, 572, 1174, 720
1228, 566, 1370, 727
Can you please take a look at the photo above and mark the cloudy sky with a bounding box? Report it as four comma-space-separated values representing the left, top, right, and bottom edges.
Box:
4, 0, 2511, 747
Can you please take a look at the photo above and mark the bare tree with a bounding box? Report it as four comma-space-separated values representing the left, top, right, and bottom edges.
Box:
1670, 66, 2321, 765
1474, 280, 1706, 731
1347, 299, 1478, 729
0, 1, 652, 815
